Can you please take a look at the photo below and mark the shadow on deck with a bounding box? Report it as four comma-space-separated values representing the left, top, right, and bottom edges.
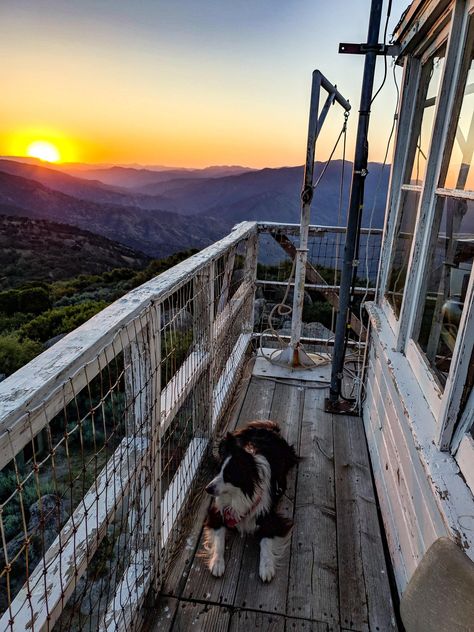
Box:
146, 359, 399, 632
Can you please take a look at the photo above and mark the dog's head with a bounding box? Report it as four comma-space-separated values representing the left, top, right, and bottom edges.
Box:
205, 432, 258, 502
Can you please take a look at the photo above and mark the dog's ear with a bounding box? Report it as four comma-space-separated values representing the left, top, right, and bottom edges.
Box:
218, 432, 237, 458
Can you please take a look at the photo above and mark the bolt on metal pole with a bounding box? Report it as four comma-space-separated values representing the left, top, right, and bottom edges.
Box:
328, 0, 384, 405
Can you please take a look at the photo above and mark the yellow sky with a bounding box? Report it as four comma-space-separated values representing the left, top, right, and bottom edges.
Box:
0, 1, 406, 168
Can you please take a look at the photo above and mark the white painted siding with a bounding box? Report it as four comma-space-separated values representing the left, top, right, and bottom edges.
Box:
363, 303, 474, 595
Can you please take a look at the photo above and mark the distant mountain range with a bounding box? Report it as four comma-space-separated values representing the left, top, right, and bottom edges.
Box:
0, 214, 150, 289
0, 158, 390, 258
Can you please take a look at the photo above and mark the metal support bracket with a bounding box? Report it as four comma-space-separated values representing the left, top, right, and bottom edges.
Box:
270, 70, 351, 369
324, 397, 360, 416
339, 42, 401, 56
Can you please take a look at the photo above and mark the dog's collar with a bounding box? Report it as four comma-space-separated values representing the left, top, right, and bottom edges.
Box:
222, 494, 262, 528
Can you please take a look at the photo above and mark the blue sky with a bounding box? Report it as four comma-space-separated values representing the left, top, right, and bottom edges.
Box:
0, 0, 409, 167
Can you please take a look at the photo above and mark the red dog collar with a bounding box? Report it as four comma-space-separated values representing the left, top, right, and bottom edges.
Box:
222, 494, 262, 528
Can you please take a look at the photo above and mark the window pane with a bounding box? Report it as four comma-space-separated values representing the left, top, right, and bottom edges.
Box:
409, 52, 445, 185
385, 188, 421, 317
417, 196, 473, 386
443, 46, 474, 191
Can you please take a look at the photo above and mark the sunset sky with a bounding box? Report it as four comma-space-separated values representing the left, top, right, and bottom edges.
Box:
0, 0, 408, 168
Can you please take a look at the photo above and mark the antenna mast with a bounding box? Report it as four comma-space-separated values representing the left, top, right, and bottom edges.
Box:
326, 0, 386, 412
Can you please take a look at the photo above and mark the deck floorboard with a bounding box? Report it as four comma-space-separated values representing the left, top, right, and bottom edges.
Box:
147, 375, 398, 632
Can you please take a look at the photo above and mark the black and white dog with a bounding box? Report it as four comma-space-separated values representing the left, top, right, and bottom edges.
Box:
204, 420, 297, 582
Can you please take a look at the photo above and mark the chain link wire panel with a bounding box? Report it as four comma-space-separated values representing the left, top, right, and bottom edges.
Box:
255, 226, 382, 340
0, 223, 257, 632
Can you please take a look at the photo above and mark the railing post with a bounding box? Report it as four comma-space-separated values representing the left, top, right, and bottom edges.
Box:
123, 306, 162, 596
149, 302, 162, 591
244, 229, 259, 332
193, 263, 215, 434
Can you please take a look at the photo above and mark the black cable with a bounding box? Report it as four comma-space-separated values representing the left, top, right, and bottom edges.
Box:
370, 0, 393, 106
313, 111, 349, 191
340, 59, 401, 403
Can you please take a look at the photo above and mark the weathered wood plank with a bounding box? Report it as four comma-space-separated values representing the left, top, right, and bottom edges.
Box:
181, 528, 247, 606
229, 609, 332, 632
270, 381, 304, 447
287, 388, 339, 627
213, 333, 252, 427
269, 380, 303, 502
334, 416, 369, 631
229, 610, 285, 632
284, 617, 330, 631
335, 416, 397, 631
160, 492, 210, 598
161, 350, 209, 434
161, 437, 208, 548
143, 595, 179, 632
236, 376, 276, 428
172, 600, 230, 631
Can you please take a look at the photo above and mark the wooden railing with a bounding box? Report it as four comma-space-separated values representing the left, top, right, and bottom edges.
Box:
0, 221, 257, 631
0, 220, 382, 631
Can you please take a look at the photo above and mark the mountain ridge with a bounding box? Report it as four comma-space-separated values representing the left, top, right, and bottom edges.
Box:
0, 170, 226, 257
0, 214, 150, 290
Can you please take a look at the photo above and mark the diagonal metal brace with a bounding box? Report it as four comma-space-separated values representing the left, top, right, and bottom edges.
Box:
271, 231, 366, 340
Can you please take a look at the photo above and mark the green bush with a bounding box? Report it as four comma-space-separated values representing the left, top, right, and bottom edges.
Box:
302, 300, 334, 329
18, 287, 51, 314
0, 334, 43, 376
20, 301, 107, 343
2, 513, 22, 541
67, 418, 105, 449
0, 469, 58, 541
0, 287, 51, 316
0, 289, 20, 315
0, 312, 30, 334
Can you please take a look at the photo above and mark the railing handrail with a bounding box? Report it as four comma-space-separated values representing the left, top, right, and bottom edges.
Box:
0, 218, 384, 631
257, 221, 383, 235
0, 221, 257, 432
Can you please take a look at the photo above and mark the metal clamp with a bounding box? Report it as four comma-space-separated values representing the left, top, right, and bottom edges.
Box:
301, 185, 314, 205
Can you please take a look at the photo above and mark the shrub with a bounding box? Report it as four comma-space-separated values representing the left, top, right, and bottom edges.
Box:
0, 469, 58, 541
18, 287, 51, 314
20, 301, 107, 343
0, 289, 19, 315
0, 312, 30, 334
0, 334, 43, 376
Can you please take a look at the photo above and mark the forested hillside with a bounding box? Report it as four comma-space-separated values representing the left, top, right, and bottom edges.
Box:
0, 243, 197, 378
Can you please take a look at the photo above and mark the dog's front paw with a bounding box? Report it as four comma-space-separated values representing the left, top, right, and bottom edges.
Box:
259, 557, 275, 583
209, 556, 225, 577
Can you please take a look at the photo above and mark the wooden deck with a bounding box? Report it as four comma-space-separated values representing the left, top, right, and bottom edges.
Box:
147, 370, 398, 632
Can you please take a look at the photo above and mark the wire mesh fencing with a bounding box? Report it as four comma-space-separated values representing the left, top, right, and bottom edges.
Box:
0, 222, 257, 632
255, 224, 383, 343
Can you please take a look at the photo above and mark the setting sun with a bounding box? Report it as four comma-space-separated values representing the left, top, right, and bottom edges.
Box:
26, 140, 61, 163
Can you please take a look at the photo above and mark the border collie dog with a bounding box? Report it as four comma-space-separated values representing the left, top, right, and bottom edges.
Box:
204, 420, 297, 582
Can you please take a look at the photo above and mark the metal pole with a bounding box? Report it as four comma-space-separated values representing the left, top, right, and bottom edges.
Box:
329, 0, 384, 404
289, 71, 322, 355
277, 71, 350, 367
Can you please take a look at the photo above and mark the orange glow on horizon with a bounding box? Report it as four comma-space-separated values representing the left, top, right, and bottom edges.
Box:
27, 140, 60, 163
5, 129, 78, 164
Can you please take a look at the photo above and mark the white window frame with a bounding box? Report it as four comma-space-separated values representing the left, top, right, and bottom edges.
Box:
379, 0, 474, 454
380, 20, 452, 339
